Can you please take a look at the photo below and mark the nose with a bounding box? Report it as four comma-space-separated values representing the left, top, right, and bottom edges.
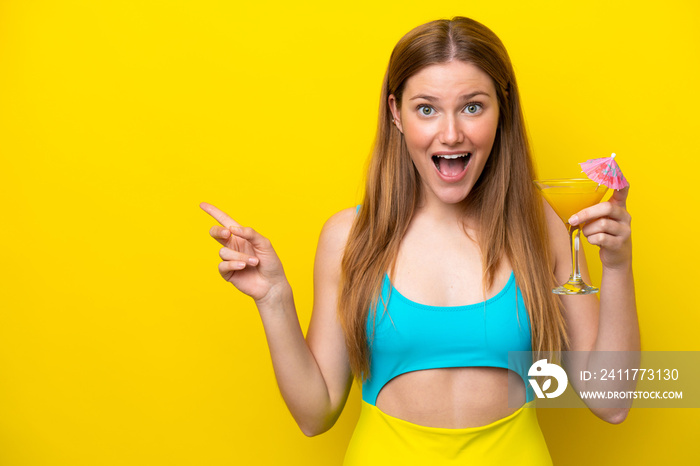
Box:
438, 115, 464, 146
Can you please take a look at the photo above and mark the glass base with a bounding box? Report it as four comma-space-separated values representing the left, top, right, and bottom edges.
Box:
553, 279, 599, 295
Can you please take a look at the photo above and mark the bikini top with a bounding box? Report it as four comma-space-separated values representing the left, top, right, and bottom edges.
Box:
362, 271, 534, 405
356, 208, 534, 406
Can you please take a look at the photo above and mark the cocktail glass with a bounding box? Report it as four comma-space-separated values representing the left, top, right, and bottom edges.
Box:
533, 178, 609, 295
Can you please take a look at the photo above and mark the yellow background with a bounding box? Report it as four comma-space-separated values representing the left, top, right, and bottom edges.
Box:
1, 0, 698, 464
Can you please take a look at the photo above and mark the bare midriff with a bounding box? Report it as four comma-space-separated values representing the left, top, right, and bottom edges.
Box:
375, 367, 526, 428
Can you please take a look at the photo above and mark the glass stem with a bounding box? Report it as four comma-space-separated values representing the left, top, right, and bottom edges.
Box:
568, 224, 582, 282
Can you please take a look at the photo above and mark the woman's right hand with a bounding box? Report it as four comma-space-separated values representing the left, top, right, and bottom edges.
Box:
200, 202, 288, 304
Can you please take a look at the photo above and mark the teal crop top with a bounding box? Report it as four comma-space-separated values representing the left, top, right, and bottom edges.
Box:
357, 205, 534, 406
362, 271, 534, 406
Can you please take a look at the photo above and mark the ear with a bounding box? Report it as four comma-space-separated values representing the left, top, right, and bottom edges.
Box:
388, 94, 403, 133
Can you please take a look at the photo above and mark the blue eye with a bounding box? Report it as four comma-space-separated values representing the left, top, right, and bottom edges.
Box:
464, 103, 482, 114
418, 105, 434, 116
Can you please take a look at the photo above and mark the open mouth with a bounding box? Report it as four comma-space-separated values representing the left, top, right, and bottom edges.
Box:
431, 153, 471, 177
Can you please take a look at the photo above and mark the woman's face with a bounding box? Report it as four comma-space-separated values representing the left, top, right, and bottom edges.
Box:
389, 60, 500, 206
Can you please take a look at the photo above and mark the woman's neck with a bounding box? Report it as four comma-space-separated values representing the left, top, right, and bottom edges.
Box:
415, 191, 477, 230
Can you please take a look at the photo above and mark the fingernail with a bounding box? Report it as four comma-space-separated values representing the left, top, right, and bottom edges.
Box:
248, 257, 259, 265
569, 215, 579, 225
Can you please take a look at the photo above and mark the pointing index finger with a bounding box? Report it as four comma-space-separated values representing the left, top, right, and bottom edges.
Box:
199, 202, 241, 228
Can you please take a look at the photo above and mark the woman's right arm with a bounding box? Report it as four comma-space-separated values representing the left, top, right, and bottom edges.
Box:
200, 203, 356, 436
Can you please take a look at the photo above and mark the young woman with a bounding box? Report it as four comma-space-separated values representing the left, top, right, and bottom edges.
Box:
200, 16, 638, 465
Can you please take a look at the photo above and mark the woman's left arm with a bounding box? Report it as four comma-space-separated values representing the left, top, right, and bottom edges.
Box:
547, 186, 639, 423
570, 186, 639, 354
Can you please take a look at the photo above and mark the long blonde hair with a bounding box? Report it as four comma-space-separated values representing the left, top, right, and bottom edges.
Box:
339, 17, 568, 381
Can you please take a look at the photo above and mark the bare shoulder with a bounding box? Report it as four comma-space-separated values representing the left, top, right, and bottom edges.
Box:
316, 206, 357, 262
322, 206, 357, 236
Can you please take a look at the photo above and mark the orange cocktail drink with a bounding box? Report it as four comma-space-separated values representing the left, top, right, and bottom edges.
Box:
539, 184, 608, 225
534, 178, 608, 295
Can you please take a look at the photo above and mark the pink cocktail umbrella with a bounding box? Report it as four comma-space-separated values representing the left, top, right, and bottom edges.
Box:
579, 153, 629, 190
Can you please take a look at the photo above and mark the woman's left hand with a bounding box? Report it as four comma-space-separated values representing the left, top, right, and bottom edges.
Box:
569, 186, 632, 270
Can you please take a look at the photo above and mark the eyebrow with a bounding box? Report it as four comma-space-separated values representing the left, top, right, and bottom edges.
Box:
408, 91, 491, 102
